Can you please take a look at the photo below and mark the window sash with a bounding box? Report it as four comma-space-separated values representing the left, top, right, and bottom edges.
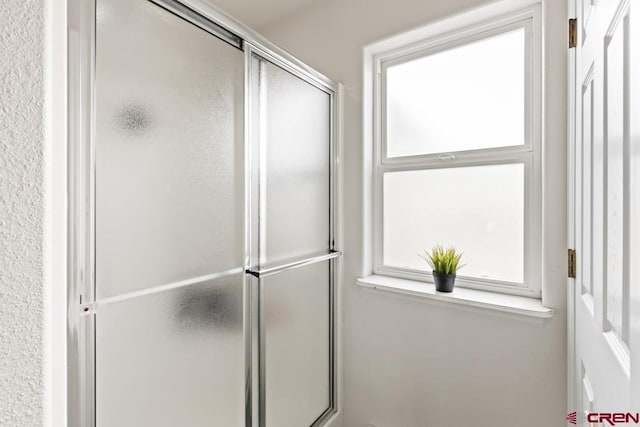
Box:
379, 18, 534, 164
374, 154, 537, 296
371, 9, 542, 297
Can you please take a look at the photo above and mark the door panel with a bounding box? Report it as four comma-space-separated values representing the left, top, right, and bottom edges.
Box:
96, 0, 244, 299
580, 66, 594, 302
96, 274, 244, 427
604, 13, 629, 345
249, 52, 335, 427
94, 0, 245, 425
262, 261, 331, 427
572, 0, 639, 419
251, 54, 331, 266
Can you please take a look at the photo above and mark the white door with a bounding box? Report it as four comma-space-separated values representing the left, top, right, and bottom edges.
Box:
570, 0, 640, 424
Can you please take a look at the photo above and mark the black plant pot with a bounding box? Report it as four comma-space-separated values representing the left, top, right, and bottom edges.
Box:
432, 271, 456, 292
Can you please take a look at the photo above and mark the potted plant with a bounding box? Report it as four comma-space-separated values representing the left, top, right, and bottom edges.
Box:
419, 245, 464, 293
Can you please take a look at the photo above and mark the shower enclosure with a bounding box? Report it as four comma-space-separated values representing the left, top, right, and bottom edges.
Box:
67, 0, 340, 426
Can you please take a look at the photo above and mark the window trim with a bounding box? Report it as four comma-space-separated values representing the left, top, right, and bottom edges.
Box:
368, 5, 543, 297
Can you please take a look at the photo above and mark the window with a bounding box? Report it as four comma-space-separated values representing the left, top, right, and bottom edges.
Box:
370, 7, 542, 296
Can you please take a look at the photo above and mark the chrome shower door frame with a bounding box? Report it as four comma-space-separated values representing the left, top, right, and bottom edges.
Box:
244, 41, 340, 427
67, 1, 341, 426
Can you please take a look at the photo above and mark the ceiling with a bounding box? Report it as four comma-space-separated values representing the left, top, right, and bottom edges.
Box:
208, 0, 319, 30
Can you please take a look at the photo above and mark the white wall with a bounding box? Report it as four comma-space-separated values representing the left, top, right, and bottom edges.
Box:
0, 0, 50, 424
261, 0, 568, 425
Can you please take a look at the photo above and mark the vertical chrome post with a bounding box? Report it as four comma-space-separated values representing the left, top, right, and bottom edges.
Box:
67, 0, 96, 425
243, 40, 253, 427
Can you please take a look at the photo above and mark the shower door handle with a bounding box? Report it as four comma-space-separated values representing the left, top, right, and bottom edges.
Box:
246, 250, 342, 278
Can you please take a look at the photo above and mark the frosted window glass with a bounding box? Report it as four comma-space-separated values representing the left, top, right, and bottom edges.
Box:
383, 164, 524, 283
96, 274, 244, 427
254, 57, 331, 265
96, 0, 244, 298
386, 28, 525, 157
263, 261, 330, 427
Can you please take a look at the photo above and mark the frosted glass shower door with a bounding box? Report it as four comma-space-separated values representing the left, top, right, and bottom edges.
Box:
250, 56, 332, 266
249, 52, 336, 427
94, 0, 244, 425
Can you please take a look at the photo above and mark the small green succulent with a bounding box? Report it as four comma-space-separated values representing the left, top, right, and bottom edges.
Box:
419, 245, 464, 275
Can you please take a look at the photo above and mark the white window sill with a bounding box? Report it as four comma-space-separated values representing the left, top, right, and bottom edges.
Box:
356, 275, 553, 321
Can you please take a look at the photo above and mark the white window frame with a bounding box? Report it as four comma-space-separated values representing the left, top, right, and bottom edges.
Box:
368, 5, 543, 297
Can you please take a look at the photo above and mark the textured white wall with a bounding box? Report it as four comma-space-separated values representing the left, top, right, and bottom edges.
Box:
0, 0, 49, 424
261, 0, 568, 426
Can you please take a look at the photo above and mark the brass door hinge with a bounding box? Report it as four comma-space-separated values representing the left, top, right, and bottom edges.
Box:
569, 18, 578, 48
568, 249, 577, 278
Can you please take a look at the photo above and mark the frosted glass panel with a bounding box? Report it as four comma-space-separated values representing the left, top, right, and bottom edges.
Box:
263, 261, 330, 427
96, 274, 244, 427
383, 164, 524, 283
96, 0, 244, 298
254, 56, 331, 264
386, 28, 525, 157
